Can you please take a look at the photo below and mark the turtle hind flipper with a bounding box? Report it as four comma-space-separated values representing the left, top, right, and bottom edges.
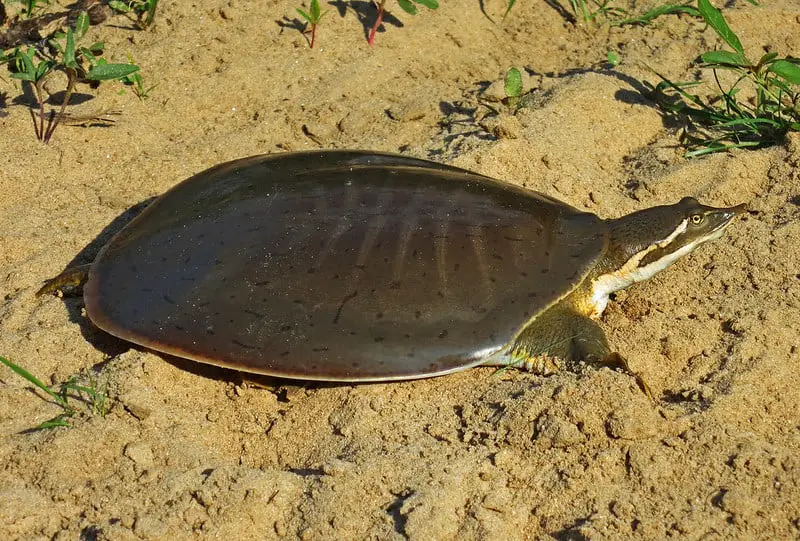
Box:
36, 264, 92, 297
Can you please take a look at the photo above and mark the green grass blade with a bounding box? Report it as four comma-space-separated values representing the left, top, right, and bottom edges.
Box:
502, 0, 516, 20
697, 0, 745, 56
612, 3, 698, 27
685, 140, 762, 157
414, 0, 439, 8
0, 355, 67, 406
714, 117, 784, 129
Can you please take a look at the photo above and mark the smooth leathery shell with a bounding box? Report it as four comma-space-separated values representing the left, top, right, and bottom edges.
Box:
84, 151, 608, 381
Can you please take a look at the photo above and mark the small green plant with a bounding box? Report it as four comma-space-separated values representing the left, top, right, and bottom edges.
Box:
108, 0, 159, 29
120, 55, 156, 99
566, 0, 626, 26
0, 355, 109, 429
368, 0, 439, 46
651, 0, 800, 156
9, 11, 140, 142
504, 67, 522, 109
296, 0, 327, 49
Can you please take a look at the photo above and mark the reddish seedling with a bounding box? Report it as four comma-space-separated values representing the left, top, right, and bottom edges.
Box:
368, 0, 439, 46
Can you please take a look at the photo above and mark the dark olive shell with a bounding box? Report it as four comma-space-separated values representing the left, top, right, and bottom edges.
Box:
85, 151, 608, 380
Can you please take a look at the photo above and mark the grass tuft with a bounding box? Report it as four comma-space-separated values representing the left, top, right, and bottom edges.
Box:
0, 355, 110, 430
650, 0, 799, 157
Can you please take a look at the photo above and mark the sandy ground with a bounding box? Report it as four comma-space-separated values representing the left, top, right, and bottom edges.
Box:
1, 0, 799, 539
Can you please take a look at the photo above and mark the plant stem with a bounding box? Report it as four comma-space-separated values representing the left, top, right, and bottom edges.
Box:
310, 22, 317, 48
34, 78, 47, 141
44, 67, 76, 143
368, 0, 385, 46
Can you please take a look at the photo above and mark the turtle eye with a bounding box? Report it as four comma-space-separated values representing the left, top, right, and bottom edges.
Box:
690, 213, 704, 225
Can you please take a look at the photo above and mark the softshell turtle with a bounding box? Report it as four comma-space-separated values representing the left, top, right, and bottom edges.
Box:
39, 151, 744, 388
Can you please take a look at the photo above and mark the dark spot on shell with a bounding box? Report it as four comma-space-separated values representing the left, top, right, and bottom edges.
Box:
374, 337, 385, 343
438, 330, 448, 339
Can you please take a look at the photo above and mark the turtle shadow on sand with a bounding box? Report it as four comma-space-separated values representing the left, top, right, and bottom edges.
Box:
40, 197, 155, 358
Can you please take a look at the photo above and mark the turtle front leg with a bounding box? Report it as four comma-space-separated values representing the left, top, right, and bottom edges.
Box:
36, 264, 92, 297
498, 306, 652, 398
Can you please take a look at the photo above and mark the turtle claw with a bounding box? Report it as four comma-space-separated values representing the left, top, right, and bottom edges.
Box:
602, 352, 654, 400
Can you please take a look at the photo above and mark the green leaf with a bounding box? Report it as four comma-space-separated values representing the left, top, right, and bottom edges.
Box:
80, 48, 97, 66
699, 50, 749, 67
86, 63, 140, 80
75, 11, 90, 39
607, 50, 620, 66
88, 41, 105, 53
398, 0, 418, 15
64, 28, 77, 69
697, 0, 744, 56
296, 7, 311, 22
38, 416, 73, 429
10, 72, 35, 81
757, 52, 779, 67
768, 60, 800, 85
35, 60, 52, 79
504, 67, 522, 98
109, 0, 131, 13
310, 0, 320, 20
16, 48, 36, 77
414, 0, 439, 8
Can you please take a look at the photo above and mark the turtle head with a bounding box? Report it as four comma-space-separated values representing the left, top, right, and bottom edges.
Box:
588, 197, 745, 316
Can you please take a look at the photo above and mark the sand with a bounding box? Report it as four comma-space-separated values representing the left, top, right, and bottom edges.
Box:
1, 0, 799, 539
